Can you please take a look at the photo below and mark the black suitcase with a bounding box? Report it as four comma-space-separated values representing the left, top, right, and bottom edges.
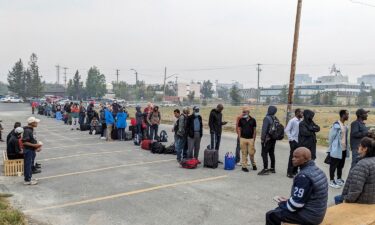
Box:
204, 149, 219, 168
111, 127, 118, 140
151, 142, 165, 154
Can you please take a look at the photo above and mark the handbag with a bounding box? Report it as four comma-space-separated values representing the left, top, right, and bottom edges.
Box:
324, 153, 331, 165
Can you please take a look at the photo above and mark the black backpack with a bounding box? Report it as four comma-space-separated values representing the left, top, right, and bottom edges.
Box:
268, 116, 285, 140
151, 142, 165, 154
164, 143, 176, 155
159, 130, 168, 142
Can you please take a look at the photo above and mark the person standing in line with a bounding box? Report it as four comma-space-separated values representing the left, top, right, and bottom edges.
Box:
208, 104, 227, 163
147, 105, 161, 141
70, 103, 80, 130
173, 108, 181, 143
99, 104, 107, 140
327, 110, 349, 189
285, 108, 303, 178
79, 101, 86, 126
175, 107, 188, 163
298, 109, 320, 160
86, 102, 95, 125
22, 117, 43, 185
186, 106, 203, 162
259, 106, 278, 175
265, 147, 328, 225
135, 106, 144, 140
144, 102, 153, 138
112, 100, 120, 119
235, 111, 243, 166
116, 108, 127, 141
350, 108, 369, 169
237, 107, 257, 172
105, 105, 114, 141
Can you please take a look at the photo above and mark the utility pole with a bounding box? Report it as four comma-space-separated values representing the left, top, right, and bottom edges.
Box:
256, 63, 262, 104
56, 65, 60, 84
163, 67, 167, 101
63, 67, 68, 88
116, 69, 120, 84
286, 0, 303, 125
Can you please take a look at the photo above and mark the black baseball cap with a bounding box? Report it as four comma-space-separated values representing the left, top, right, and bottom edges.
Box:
356, 108, 370, 117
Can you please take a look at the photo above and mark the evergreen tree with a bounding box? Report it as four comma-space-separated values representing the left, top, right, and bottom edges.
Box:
85, 66, 106, 98
201, 80, 214, 99
28, 53, 43, 97
230, 85, 241, 106
187, 91, 195, 104
278, 85, 288, 104
7, 59, 26, 97
67, 70, 84, 100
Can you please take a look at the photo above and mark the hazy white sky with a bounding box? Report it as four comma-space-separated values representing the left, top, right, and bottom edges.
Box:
1, 0, 375, 88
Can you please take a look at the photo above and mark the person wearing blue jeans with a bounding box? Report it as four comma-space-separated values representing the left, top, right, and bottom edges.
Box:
22, 117, 42, 185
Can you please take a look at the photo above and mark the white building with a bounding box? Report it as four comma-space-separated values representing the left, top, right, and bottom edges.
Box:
177, 82, 201, 101
295, 74, 312, 85
358, 74, 375, 89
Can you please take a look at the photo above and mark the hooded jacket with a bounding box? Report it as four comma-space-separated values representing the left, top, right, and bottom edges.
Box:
186, 114, 203, 138
135, 107, 144, 126
208, 109, 224, 133
104, 108, 114, 125
261, 106, 277, 142
298, 110, 320, 159
328, 121, 349, 159
116, 112, 128, 129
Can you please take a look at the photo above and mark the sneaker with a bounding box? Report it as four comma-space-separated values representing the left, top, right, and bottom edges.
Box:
336, 179, 345, 186
257, 169, 270, 176
35, 163, 41, 169
100, 137, 106, 140
242, 168, 249, 172
329, 180, 341, 189
252, 165, 257, 171
93, 130, 96, 135
269, 168, 276, 173
24, 180, 38, 185
236, 163, 242, 166
76, 128, 80, 130
32, 169, 41, 174
287, 173, 294, 178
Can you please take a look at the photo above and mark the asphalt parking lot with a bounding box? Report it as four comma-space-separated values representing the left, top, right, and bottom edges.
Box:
0, 103, 348, 225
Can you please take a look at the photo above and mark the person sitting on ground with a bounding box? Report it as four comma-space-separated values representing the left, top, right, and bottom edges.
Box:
7, 127, 24, 160
89, 116, 100, 135
266, 147, 328, 225
335, 137, 375, 204
6, 122, 21, 149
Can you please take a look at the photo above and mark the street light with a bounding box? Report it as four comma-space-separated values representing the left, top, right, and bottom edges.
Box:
130, 68, 138, 85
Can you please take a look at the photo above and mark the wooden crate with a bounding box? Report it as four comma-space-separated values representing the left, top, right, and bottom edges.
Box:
3, 150, 24, 176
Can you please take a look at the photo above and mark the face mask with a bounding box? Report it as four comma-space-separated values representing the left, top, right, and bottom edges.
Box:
243, 114, 249, 119
194, 112, 200, 116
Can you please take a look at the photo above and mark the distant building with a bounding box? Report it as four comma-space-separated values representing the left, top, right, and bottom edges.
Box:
295, 74, 312, 85
358, 74, 375, 89
239, 88, 258, 100
259, 85, 284, 103
316, 75, 348, 83
177, 82, 201, 101
213, 80, 244, 98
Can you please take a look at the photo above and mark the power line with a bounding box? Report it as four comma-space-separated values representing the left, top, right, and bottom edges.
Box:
349, 0, 375, 7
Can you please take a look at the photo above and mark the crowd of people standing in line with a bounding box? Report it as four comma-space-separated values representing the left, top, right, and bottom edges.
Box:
4, 101, 375, 225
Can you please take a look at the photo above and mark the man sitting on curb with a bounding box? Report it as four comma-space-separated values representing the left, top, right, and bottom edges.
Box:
265, 147, 328, 225
7, 127, 24, 160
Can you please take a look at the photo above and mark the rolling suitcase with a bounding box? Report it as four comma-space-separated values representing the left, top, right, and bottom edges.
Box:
204, 148, 219, 168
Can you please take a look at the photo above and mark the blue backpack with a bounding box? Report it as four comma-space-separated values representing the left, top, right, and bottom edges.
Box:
224, 152, 236, 170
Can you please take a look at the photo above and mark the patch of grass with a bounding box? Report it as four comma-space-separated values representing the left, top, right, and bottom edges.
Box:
0, 197, 26, 225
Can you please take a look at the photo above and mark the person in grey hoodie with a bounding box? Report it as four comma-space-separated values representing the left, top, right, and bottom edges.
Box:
259, 106, 278, 176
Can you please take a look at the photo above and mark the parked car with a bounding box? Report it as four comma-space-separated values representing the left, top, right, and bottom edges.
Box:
0, 96, 24, 103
